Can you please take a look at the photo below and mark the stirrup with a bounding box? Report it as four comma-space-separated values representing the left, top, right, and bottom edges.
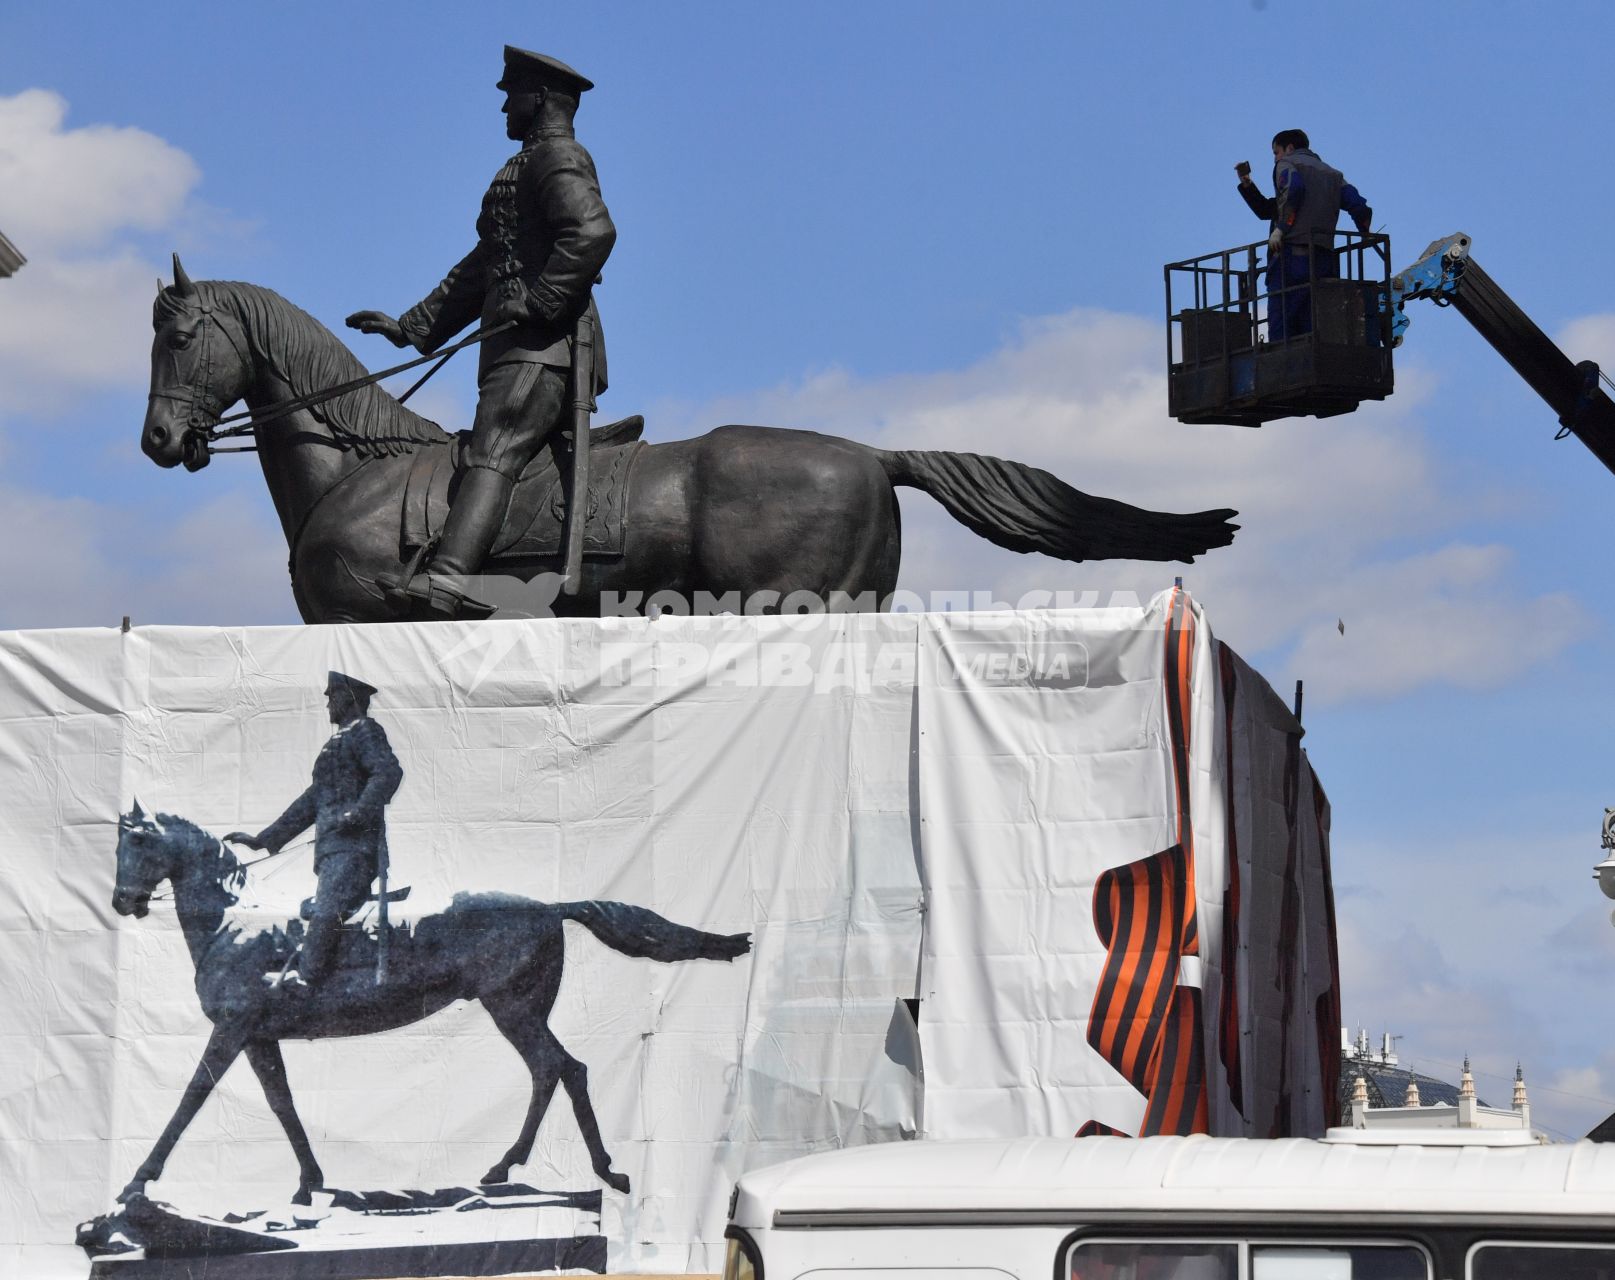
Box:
263, 954, 309, 990
377, 543, 432, 611
385, 571, 498, 621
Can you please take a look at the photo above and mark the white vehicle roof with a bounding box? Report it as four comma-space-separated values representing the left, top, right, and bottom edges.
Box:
732, 1134, 1615, 1228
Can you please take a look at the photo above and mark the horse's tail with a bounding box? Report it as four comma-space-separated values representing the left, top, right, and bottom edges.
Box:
874, 447, 1239, 564
557, 901, 751, 963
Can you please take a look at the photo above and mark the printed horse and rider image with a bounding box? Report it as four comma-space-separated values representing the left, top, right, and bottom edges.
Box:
80, 669, 753, 1268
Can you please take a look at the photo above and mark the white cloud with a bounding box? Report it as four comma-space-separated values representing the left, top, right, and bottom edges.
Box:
0, 90, 297, 628
1332, 822, 1615, 1142
0, 427, 296, 630
0, 248, 164, 413
1277, 545, 1587, 703
0, 90, 204, 416
143, 492, 302, 626
1334, 912, 1576, 1133
1548, 1064, 1606, 1101
0, 89, 198, 252
1557, 313, 1615, 368
651, 307, 1583, 706
1338, 945, 1603, 1137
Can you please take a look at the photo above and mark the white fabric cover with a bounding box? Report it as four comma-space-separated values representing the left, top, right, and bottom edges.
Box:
0, 594, 1333, 1277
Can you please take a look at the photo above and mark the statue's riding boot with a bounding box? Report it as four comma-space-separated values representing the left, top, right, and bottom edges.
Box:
297, 914, 342, 986
263, 921, 333, 996
380, 466, 515, 619
264, 897, 336, 993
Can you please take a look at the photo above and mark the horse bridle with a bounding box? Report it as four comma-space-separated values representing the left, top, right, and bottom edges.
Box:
147, 298, 255, 472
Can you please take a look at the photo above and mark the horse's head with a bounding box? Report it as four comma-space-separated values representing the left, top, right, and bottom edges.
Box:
112, 799, 179, 918
143, 255, 252, 472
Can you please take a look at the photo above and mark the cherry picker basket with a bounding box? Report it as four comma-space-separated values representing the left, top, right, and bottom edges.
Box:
1166, 232, 1394, 426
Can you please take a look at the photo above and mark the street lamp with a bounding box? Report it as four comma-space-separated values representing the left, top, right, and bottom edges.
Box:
1595, 808, 1615, 901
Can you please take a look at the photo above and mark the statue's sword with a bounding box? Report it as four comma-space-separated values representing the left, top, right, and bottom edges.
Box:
562, 299, 598, 596
375, 833, 391, 985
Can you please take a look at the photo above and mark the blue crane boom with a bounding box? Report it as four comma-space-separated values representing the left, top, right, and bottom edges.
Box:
1386, 233, 1615, 475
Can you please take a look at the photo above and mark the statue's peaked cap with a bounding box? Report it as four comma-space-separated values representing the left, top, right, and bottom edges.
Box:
498, 46, 594, 95
325, 671, 378, 702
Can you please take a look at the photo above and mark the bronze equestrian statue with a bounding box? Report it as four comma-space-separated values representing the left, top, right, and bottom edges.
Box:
139, 46, 1238, 625
347, 47, 613, 618
143, 263, 1236, 623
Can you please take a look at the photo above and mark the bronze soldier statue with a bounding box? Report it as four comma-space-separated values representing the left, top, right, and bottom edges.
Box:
229, 671, 404, 989
346, 46, 615, 617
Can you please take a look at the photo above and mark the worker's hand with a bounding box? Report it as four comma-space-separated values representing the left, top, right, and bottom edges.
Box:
225, 831, 267, 851
1267, 227, 1284, 253
1235, 160, 1253, 186
344, 310, 410, 348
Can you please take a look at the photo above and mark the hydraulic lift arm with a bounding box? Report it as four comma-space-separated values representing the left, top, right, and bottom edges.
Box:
1386, 233, 1615, 476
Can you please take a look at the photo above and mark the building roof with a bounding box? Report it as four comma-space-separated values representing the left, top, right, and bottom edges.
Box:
0, 230, 24, 277
732, 1136, 1615, 1226
1337, 1059, 1488, 1112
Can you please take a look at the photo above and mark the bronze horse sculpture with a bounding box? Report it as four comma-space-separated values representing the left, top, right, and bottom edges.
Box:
109, 803, 750, 1205
141, 258, 1238, 622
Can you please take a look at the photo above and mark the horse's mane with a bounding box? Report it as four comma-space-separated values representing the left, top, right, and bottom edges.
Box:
165, 280, 453, 459
153, 812, 248, 901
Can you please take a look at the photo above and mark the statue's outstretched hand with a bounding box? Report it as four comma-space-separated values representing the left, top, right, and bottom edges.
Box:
225, 830, 268, 851
345, 311, 409, 348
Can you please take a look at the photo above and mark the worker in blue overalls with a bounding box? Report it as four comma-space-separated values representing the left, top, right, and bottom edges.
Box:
1237, 129, 1372, 341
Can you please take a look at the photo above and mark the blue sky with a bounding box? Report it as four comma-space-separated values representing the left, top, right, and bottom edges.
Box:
5, 1, 1615, 1139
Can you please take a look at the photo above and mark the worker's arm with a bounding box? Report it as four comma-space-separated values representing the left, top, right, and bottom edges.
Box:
1341, 183, 1373, 234
1239, 184, 1275, 221
1237, 161, 1276, 221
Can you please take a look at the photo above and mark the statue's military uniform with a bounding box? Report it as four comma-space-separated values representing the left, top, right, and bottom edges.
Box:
398, 127, 613, 396
258, 679, 403, 984
392, 47, 615, 599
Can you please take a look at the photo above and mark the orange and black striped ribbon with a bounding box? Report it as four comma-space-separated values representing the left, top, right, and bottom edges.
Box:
1158, 588, 1210, 1135
1084, 843, 1208, 1136
1079, 589, 1210, 1137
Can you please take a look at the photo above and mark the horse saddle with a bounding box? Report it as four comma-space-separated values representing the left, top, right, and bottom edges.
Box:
268, 906, 411, 977
401, 416, 645, 562
296, 886, 410, 921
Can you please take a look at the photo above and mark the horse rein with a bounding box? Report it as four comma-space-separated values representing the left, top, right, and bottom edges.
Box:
143, 834, 313, 905
177, 318, 516, 466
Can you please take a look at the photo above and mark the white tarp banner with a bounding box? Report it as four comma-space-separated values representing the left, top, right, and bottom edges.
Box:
918, 595, 1338, 1144
916, 599, 1196, 1138
0, 595, 1336, 1278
